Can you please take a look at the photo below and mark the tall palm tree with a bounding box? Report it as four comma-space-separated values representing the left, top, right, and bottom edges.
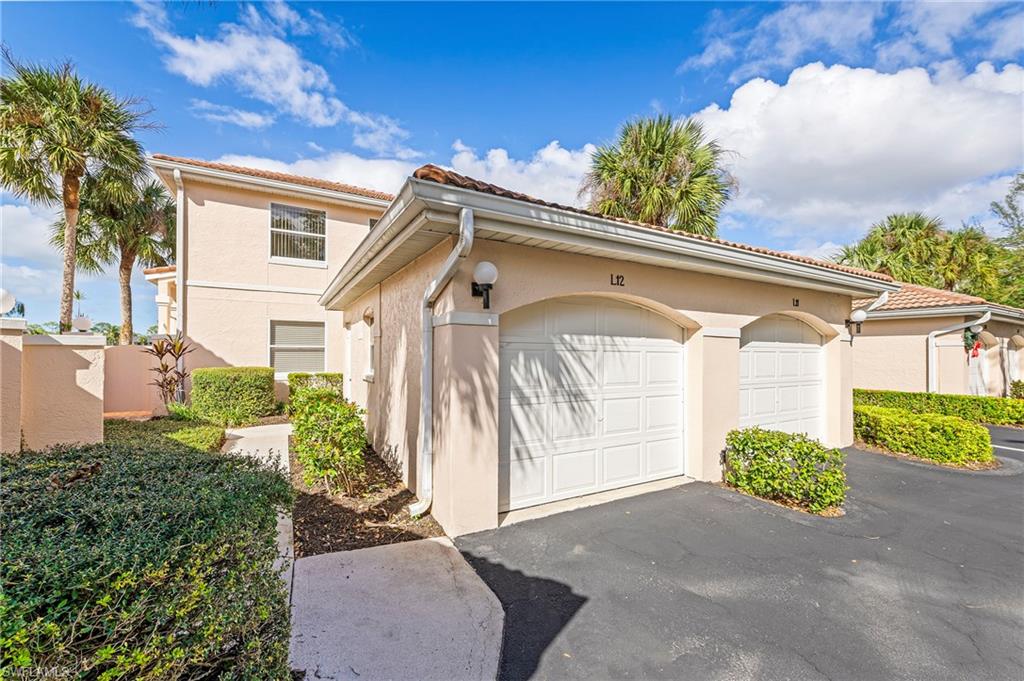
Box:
0, 48, 149, 331
940, 224, 1001, 298
836, 213, 947, 284
581, 115, 734, 237
52, 180, 175, 344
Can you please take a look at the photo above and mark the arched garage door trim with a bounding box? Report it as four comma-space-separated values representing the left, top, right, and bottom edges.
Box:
498, 296, 687, 512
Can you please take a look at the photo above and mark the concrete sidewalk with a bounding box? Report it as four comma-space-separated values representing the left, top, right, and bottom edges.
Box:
290, 537, 504, 681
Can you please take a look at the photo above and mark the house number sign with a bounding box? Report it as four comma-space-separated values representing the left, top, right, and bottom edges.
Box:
609, 274, 626, 287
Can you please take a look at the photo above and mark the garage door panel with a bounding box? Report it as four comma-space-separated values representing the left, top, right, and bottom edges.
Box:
800, 352, 820, 377
777, 385, 802, 415
603, 443, 643, 485
604, 397, 642, 436
551, 449, 599, 496
753, 351, 777, 378
751, 386, 777, 417
500, 298, 686, 511
778, 351, 801, 378
646, 437, 684, 477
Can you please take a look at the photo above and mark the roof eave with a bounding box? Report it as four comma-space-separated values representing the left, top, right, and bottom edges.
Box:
867, 305, 1024, 323
148, 157, 392, 210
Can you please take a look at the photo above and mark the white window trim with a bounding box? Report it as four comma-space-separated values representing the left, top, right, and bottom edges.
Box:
268, 319, 327, 380
363, 315, 376, 383
268, 202, 328, 266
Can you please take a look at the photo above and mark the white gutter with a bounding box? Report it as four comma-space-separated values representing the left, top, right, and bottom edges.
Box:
408, 207, 475, 517
173, 168, 185, 335
927, 311, 991, 393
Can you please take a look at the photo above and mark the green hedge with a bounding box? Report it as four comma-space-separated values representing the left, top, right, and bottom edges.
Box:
287, 372, 344, 401
1, 441, 293, 678
191, 367, 277, 426
291, 387, 366, 494
854, 405, 992, 464
1012, 380, 1024, 400
724, 428, 846, 513
854, 388, 1024, 426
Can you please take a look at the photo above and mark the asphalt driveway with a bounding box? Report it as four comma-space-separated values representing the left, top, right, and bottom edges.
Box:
457, 432, 1024, 681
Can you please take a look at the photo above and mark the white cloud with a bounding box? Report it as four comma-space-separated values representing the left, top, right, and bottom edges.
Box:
132, 1, 413, 157
681, 3, 882, 82
980, 10, 1024, 61
449, 140, 597, 206
1, 201, 60, 265
877, 2, 1020, 67
695, 61, 1024, 244
190, 99, 275, 129
214, 152, 417, 196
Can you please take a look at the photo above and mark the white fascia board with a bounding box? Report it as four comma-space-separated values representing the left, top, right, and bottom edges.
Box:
868, 305, 1024, 323
408, 179, 899, 297
148, 157, 391, 211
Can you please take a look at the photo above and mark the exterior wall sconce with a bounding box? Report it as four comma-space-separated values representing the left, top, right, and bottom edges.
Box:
471, 261, 499, 310
844, 307, 868, 337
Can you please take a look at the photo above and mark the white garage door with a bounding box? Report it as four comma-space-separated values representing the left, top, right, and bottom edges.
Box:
739, 315, 824, 440
499, 298, 686, 512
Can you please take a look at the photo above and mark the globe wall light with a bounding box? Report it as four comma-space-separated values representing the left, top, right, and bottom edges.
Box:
471, 261, 499, 310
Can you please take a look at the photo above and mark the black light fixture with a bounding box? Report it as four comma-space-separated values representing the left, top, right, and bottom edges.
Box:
471, 261, 499, 310
844, 308, 868, 339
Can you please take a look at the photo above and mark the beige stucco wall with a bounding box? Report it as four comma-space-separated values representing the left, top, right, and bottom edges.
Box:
104, 345, 166, 415
176, 181, 382, 397
854, 315, 1024, 396
0, 320, 26, 452
347, 233, 860, 536
21, 335, 105, 450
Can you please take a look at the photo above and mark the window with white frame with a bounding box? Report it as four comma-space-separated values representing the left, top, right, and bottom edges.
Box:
270, 203, 326, 262
270, 321, 325, 375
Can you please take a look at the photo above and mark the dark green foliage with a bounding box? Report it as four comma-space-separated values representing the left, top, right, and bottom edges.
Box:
854, 405, 992, 464
191, 367, 277, 426
724, 428, 846, 513
854, 388, 1024, 426
291, 388, 367, 494
1, 438, 293, 678
287, 372, 344, 401
1011, 381, 1024, 400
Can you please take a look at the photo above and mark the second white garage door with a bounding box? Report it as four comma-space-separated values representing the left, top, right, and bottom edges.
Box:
739, 315, 824, 440
499, 298, 686, 512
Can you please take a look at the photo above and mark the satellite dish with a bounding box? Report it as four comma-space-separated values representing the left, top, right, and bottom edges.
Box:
0, 289, 14, 315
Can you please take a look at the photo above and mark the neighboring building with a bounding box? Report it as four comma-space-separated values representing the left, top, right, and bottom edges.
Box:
148, 155, 391, 395
320, 164, 897, 535
853, 284, 1024, 397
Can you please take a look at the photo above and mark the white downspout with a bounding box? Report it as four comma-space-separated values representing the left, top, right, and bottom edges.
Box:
927, 311, 990, 393
409, 208, 474, 517
172, 168, 185, 336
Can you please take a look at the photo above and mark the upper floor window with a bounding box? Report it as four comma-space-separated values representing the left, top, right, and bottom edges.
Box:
271, 203, 326, 262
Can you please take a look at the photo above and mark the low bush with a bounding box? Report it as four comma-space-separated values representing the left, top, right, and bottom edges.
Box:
191, 367, 277, 426
1012, 380, 1024, 400
291, 387, 367, 494
854, 405, 992, 465
105, 418, 226, 453
1, 440, 293, 678
854, 388, 1024, 426
165, 400, 201, 421
288, 372, 344, 401
724, 428, 846, 513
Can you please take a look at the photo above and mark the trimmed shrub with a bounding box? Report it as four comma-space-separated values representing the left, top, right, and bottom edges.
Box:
191, 367, 276, 426
105, 418, 226, 453
854, 405, 992, 464
725, 428, 846, 513
165, 400, 201, 422
1012, 380, 1024, 400
291, 387, 366, 494
1, 440, 293, 678
854, 388, 1024, 426
288, 372, 344, 400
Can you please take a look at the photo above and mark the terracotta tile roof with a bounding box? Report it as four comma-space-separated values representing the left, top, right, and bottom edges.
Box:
412, 164, 893, 283
143, 265, 176, 275
855, 283, 1024, 317
150, 154, 394, 202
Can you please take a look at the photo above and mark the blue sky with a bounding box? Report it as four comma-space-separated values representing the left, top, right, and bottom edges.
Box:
2, 1, 1022, 328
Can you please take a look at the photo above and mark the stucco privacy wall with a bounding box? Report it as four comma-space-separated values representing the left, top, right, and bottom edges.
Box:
21, 335, 105, 450
177, 181, 378, 393
0, 319, 26, 452
346, 233, 857, 536
104, 345, 165, 415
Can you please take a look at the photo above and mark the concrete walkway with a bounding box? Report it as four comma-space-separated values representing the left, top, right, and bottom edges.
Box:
290, 537, 504, 681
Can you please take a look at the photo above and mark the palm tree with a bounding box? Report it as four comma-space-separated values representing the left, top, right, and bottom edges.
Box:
0, 48, 149, 331
52, 180, 175, 344
836, 213, 947, 284
940, 224, 1001, 298
581, 115, 734, 237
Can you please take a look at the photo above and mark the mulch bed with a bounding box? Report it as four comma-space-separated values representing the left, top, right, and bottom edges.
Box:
290, 445, 444, 557
855, 440, 1001, 471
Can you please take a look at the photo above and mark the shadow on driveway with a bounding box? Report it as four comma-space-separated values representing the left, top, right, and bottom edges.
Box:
458, 447, 1023, 680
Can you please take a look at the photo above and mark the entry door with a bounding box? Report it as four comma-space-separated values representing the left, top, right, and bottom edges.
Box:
499, 298, 686, 512
739, 315, 824, 440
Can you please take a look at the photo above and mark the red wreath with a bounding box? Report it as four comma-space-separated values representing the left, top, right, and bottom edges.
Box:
971, 340, 982, 358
